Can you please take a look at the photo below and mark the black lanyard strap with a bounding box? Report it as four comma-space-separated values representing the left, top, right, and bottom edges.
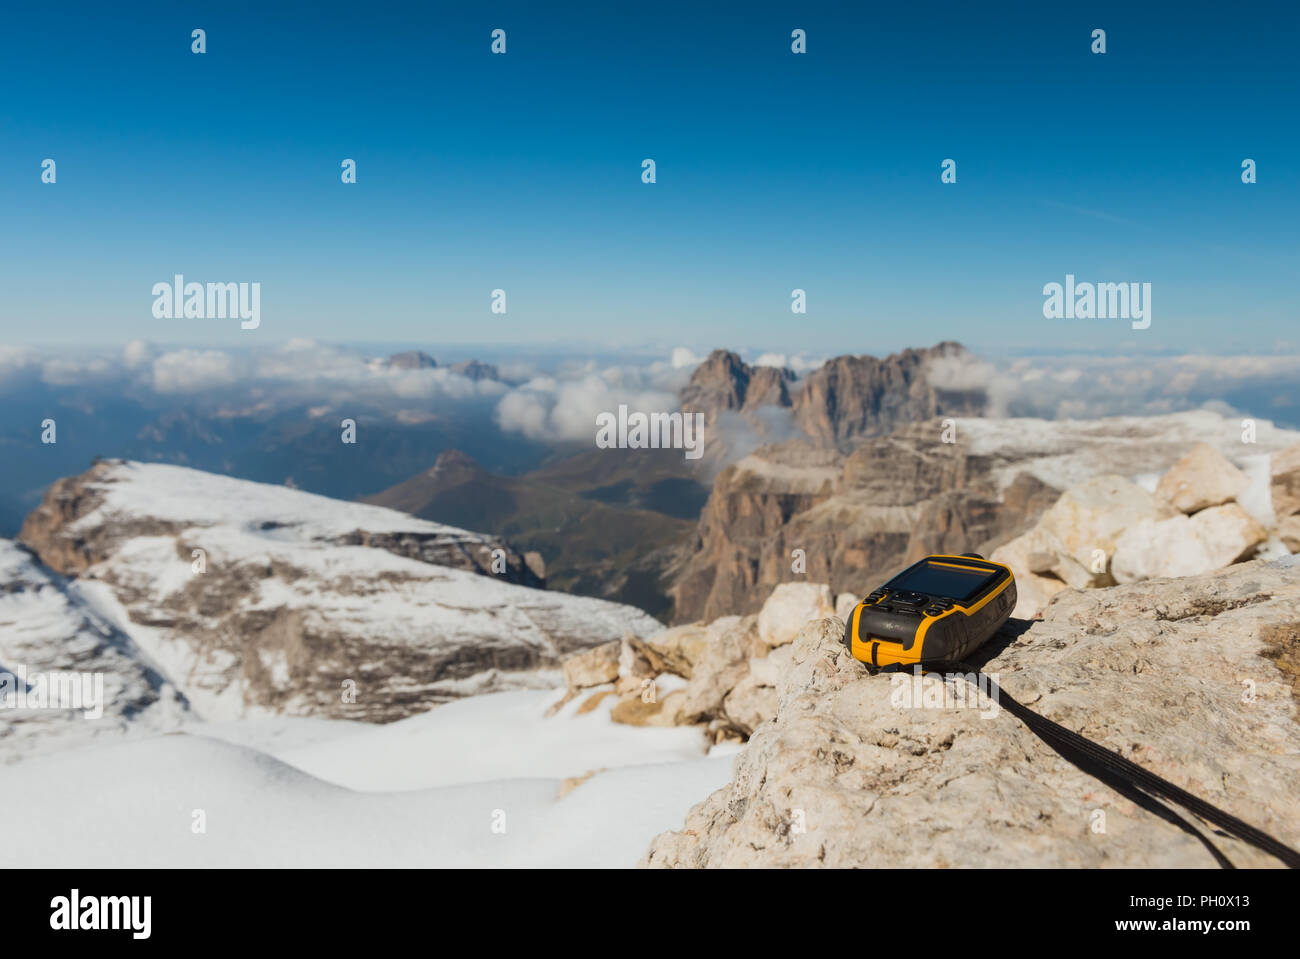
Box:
950, 665, 1300, 869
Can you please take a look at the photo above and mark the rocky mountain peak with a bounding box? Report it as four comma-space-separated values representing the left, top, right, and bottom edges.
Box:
791, 341, 985, 447
680, 350, 795, 419
427, 448, 486, 482
14, 461, 662, 722
387, 350, 438, 370
448, 359, 500, 381
677, 343, 986, 464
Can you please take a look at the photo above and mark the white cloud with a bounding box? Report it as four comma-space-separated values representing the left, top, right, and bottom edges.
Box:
671, 347, 702, 369
0, 346, 39, 387
5, 340, 1300, 447
123, 339, 509, 405
123, 339, 156, 370
495, 365, 681, 443
950, 351, 1300, 422
495, 388, 552, 438
41, 357, 114, 386
151, 350, 239, 393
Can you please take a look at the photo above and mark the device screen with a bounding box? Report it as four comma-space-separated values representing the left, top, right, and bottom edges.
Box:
888, 561, 998, 601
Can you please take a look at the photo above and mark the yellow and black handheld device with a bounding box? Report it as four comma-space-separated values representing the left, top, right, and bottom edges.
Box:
843, 553, 1017, 668
842, 553, 1300, 870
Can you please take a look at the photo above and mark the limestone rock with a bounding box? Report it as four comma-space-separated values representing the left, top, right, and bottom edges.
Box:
1038, 474, 1178, 575
680, 617, 764, 721
1279, 514, 1300, 553
1112, 504, 1266, 584
1002, 524, 1093, 588
723, 676, 779, 736
556, 768, 603, 798
1271, 443, 1300, 520
643, 559, 1300, 868
648, 623, 711, 677
757, 583, 834, 648
1111, 516, 1209, 583
1192, 503, 1268, 568
990, 528, 1072, 618
722, 645, 796, 735
614, 635, 689, 695
748, 644, 795, 688
680, 350, 796, 423
564, 641, 620, 692
1156, 442, 1250, 514
523, 550, 547, 581
1014, 573, 1068, 620
610, 689, 687, 727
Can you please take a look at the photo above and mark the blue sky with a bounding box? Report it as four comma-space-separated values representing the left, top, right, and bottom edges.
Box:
0, 0, 1296, 356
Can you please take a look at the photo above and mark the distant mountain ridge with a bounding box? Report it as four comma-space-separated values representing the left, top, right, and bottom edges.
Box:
680, 341, 987, 453
366, 447, 707, 619
16, 460, 662, 722
368, 342, 993, 619
668, 410, 1300, 622
383, 351, 503, 382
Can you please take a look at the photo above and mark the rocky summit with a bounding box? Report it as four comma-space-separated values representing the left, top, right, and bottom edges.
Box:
15, 460, 662, 723
641, 557, 1300, 868
678, 342, 986, 465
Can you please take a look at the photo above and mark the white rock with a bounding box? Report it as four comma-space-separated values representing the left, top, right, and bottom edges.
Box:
991, 529, 1072, 618
1112, 516, 1211, 583
1015, 570, 1069, 619
680, 617, 763, 721
1189, 503, 1267, 568
1111, 503, 1265, 583
748, 644, 795, 688
1155, 442, 1249, 514
722, 675, 779, 735
756, 582, 834, 648
1038, 474, 1178, 574
704, 615, 743, 643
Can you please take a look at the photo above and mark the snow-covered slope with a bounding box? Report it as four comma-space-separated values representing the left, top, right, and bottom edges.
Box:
66, 461, 504, 540
1, 688, 738, 868
273, 687, 714, 792
23, 459, 545, 584
0, 540, 188, 762
16, 460, 664, 722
